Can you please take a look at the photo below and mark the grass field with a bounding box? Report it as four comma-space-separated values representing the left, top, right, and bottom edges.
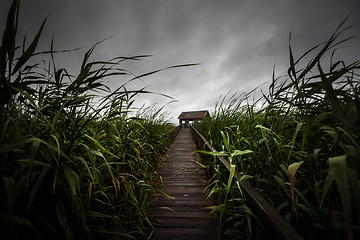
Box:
1, 1, 359, 240
0, 1, 180, 239
194, 17, 360, 240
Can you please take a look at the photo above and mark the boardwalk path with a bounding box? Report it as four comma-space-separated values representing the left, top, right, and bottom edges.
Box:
150, 127, 217, 240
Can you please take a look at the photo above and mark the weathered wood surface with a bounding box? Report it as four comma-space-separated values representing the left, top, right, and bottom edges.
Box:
150, 127, 217, 240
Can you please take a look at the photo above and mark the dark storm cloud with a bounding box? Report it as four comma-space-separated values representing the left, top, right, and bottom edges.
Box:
1, 0, 360, 122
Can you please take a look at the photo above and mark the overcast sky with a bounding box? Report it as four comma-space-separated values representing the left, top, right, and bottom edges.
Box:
1, 0, 360, 123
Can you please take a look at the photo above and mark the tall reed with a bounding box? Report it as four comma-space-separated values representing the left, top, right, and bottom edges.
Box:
195, 17, 360, 239
0, 1, 181, 239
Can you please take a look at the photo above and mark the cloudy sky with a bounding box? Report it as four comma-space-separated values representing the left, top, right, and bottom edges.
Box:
1, 0, 360, 123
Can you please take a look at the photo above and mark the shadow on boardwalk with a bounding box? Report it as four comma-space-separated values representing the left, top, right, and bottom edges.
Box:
149, 127, 217, 240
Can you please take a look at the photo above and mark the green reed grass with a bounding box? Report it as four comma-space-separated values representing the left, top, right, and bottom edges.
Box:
195, 17, 360, 240
0, 1, 183, 239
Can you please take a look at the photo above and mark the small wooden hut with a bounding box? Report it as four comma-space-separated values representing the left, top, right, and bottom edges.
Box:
178, 110, 209, 127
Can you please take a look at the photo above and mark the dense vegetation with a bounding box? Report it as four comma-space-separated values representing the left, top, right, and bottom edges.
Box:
2, 1, 359, 239
0, 1, 180, 239
195, 18, 360, 240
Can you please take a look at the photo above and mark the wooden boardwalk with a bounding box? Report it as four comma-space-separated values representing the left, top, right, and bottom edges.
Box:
150, 127, 217, 240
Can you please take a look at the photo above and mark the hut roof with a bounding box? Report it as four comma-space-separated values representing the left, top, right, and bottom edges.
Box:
178, 110, 209, 120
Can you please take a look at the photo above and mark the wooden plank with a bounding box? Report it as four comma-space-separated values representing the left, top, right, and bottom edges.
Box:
153, 217, 216, 227
154, 199, 212, 207
156, 170, 205, 176
150, 211, 214, 218
156, 192, 206, 198
153, 227, 217, 240
150, 127, 217, 240
152, 205, 212, 213
158, 186, 208, 194
157, 182, 207, 187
